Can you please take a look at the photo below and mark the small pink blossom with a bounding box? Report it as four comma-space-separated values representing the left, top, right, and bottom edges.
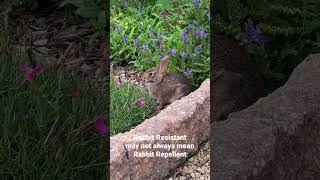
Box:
70, 89, 79, 97
19, 63, 44, 81
116, 81, 124, 88
138, 98, 145, 105
95, 117, 109, 135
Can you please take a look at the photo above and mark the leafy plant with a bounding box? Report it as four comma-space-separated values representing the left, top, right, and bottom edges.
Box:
111, 0, 210, 88
60, 0, 106, 32
110, 79, 156, 136
213, 0, 320, 92
0, 32, 107, 179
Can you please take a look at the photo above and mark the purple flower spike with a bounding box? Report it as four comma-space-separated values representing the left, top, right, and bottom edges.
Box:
181, 30, 189, 43
169, 48, 177, 56
180, 52, 186, 59
95, 117, 109, 135
159, 44, 163, 51
142, 45, 149, 51
186, 68, 193, 77
194, 0, 200, 8
152, 40, 157, 47
244, 19, 266, 47
122, 35, 128, 43
133, 38, 139, 47
194, 28, 202, 37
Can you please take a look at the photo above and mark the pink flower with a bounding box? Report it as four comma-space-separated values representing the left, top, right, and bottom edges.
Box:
95, 117, 109, 135
70, 89, 79, 97
19, 63, 44, 81
138, 98, 145, 105
116, 81, 124, 88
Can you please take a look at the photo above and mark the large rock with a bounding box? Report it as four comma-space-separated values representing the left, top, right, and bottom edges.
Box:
212, 34, 266, 121
211, 54, 320, 179
110, 79, 210, 180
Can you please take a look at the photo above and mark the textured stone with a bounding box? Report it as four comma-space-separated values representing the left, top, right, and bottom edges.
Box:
211, 54, 320, 179
110, 79, 210, 180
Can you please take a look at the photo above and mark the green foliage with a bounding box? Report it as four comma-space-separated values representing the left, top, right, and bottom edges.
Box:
110, 80, 156, 136
213, 0, 320, 92
59, 0, 106, 32
110, 0, 210, 88
0, 33, 107, 179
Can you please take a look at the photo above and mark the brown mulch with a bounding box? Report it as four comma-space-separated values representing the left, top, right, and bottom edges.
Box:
4, 9, 107, 93
7, 11, 104, 68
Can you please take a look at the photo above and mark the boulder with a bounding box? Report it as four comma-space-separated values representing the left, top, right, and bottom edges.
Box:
110, 79, 210, 180
211, 54, 320, 179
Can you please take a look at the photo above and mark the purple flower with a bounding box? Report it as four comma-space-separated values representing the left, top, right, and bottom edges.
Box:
169, 48, 177, 56
133, 38, 139, 47
186, 68, 193, 77
189, 53, 193, 59
138, 98, 145, 105
152, 40, 157, 47
195, 44, 202, 55
157, 34, 163, 40
122, 35, 128, 43
194, 0, 200, 8
142, 45, 149, 51
20, 63, 44, 81
180, 52, 186, 59
114, 25, 121, 34
159, 44, 164, 51
194, 28, 202, 37
181, 30, 189, 43
187, 24, 193, 30
244, 19, 265, 47
95, 117, 109, 135
199, 30, 207, 38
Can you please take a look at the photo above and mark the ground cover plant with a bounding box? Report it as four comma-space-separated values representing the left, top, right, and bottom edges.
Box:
213, 0, 320, 92
110, 79, 155, 136
111, 0, 210, 88
0, 32, 108, 179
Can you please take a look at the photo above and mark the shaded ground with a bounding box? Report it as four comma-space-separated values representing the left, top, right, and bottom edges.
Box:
4, 9, 107, 94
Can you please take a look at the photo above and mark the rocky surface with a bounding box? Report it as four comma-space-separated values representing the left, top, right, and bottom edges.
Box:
166, 142, 210, 180
110, 79, 210, 180
211, 54, 320, 179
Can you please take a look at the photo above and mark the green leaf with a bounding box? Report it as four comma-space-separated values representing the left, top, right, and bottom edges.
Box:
128, 7, 138, 14
156, 0, 171, 9
75, 7, 102, 18
59, 0, 84, 8
176, 25, 182, 32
